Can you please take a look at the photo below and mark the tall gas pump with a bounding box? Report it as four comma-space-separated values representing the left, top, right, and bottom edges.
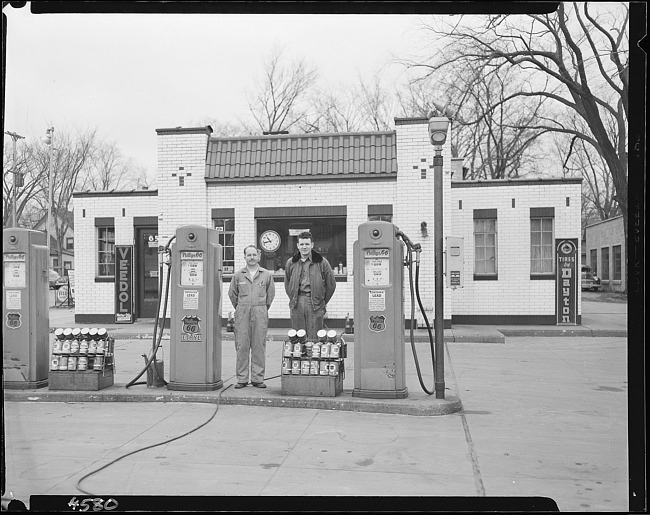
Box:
3, 228, 50, 389
353, 221, 408, 398
167, 225, 223, 391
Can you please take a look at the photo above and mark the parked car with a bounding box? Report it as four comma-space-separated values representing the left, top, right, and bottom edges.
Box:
49, 269, 61, 289
581, 265, 602, 291
55, 275, 69, 290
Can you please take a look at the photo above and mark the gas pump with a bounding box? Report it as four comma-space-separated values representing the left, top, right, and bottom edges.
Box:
3, 228, 49, 389
353, 221, 408, 398
167, 225, 223, 391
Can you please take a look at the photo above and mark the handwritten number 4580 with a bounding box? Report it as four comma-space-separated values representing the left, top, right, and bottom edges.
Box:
68, 497, 118, 511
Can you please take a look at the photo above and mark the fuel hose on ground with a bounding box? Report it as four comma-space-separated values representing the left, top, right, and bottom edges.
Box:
75, 384, 231, 496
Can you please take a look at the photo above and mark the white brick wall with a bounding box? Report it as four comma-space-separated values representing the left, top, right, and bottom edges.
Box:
73, 193, 158, 316
395, 120, 453, 325
157, 131, 212, 246
449, 181, 583, 317
207, 180, 396, 321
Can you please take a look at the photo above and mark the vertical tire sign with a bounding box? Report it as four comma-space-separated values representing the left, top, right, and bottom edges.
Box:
556, 239, 577, 325
115, 245, 134, 323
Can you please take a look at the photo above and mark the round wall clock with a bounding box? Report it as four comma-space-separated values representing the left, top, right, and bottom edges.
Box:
260, 230, 281, 252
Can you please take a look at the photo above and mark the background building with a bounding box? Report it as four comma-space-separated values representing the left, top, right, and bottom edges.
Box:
33, 210, 75, 276
584, 215, 626, 292
73, 119, 582, 325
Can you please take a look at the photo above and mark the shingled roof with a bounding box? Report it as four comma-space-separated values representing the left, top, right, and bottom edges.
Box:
205, 131, 397, 183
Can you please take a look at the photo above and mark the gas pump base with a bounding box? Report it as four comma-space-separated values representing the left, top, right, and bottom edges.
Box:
167, 380, 223, 392
3, 378, 48, 390
352, 387, 408, 399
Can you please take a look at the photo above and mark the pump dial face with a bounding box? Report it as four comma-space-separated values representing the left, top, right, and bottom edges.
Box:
260, 230, 281, 252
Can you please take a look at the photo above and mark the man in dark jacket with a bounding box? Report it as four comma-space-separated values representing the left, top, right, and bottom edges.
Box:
284, 231, 337, 339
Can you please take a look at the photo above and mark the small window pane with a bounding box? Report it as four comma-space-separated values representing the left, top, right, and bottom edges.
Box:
474, 218, 497, 276
530, 217, 553, 274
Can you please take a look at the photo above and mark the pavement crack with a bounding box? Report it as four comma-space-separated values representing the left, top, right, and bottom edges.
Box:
445, 343, 486, 497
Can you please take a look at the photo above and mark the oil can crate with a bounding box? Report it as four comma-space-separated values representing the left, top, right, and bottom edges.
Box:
48, 367, 114, 391
48, 334, 115, 391
280, 370, 343, 397
279, 334, 345, 397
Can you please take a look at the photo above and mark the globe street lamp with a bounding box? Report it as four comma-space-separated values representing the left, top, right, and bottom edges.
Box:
4, 130, 25, 227
428, 115, 450, 399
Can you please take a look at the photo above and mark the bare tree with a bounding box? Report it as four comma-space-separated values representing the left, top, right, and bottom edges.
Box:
246, 46, 318, 133
190, 117, 253, 138
397, 65, 550, 179
79, 140, 145, 191
301, 73, 396, 134
557, 129, 621, 224
3, 137, 44, 227
355, 73, 396, 132
48, 129, 98, 271
301, 88, 366, 133
406, 2, 629, 287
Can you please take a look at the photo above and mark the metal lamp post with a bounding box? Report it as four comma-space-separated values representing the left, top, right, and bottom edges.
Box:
5, 130, 25, 227
43, 127, 54, 257
428, 115, 450, 399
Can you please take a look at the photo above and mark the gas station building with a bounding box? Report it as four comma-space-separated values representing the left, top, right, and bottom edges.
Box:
72, 117, 583, 327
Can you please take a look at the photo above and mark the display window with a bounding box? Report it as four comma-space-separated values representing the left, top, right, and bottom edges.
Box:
214, 218, 235, 275
256, 217, 347, 275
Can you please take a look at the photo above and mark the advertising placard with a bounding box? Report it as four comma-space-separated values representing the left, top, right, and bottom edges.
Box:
556, 239, 578, 325
115, 245, 134, 323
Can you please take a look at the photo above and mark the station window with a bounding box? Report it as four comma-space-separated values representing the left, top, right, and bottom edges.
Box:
590, 249, 598, 275
97, 226, 115, 277
601, 247, 610, 280
474, 218, 497, 276
256, 217, 346, 275
66, 237, 74, 250
613, 245, 622, 280
368, 204, 393, 222
214, 218, 235, 276
368, 214, 393, 222
530, 213, 554, 276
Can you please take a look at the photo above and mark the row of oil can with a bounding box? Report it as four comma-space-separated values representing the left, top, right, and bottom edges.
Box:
50, 327, 113, 372
284, 328, 346, 359
282, 357, 340, 376
51, 354, 106, 372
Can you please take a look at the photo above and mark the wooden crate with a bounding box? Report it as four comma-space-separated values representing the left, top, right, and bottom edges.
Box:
49, 368, 114, 391
281, 371, 343, 397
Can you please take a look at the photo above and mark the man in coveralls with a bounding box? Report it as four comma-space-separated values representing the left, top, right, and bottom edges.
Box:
228, 245, 275, 389
284, 231, 337, 340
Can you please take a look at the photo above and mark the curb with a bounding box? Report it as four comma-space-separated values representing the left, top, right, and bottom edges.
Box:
3, 386, 463, 417
498, 329, 627, 338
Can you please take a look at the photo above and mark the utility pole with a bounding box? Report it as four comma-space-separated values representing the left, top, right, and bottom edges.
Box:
4, 131, 25, 227
44, 127, 54, 258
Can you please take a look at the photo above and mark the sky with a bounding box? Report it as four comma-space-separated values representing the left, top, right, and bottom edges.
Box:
3, 4, 436, 181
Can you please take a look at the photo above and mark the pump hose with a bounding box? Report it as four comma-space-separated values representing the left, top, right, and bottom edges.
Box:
125, 238, 175, 388
414, 255, 437, 377
125, 263, 169, 388
406, 248, 436, 395
397, 231, 437, 395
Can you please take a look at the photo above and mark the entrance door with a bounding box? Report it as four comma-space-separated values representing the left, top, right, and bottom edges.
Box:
136, 227, 159, 318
